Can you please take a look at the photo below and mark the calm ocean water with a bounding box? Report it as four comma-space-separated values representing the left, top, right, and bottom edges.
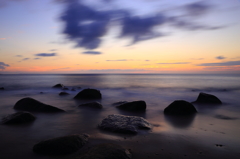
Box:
0, 74, 240, 159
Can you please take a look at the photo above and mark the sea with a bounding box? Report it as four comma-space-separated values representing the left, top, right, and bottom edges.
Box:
0, 74, 240, 159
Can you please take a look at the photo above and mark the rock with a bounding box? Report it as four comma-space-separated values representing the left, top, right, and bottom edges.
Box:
79, 143, 132, 159
74, 88, 102, 100
193, 92, 222, 104
99, 114, 152, 134
1, 112, 36, 124
0, 87, 4, 90
33, 134, 89, 155
164, 100, 197, 115
59, 92, 69, 96
62, 87, 69, 90
79, 102, 103, 109
14, 97, 65, 113
52, 83, 64, 88
71, 88, 76, 91
116, 101, 146, 111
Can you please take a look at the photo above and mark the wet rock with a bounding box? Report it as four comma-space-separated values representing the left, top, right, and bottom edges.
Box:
0, 87, 4, 90
1, 111, 36, 124
99, 114, 152, 134
193, 92, 222, 104
79, 143, 132, 159
79, 102, 103, 109
59, 92, 69, 96
74, 88, 102, 100
14, 97, 65, 113
62, 87, 69, 90
52, 83, 64, 88
116, 101, 146, 111
33, 134, 89, 155
164, 100, 197, 115
71, 88, 76, 91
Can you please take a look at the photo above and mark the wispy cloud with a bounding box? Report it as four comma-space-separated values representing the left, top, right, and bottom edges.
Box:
34, 58, 40, 60
58, 0, 222, 50
106, 59, 128, 61
198, 61, 240, 66
0, 38, 6, 40
216, 56, 226, 60
0, 62, 10, 70
15, 55, 23, 57
157, 62, 190, 64
49, 49, 57, 52
82, 51, 102, 55
22, 58, 30, 61
35, 53, 57, 57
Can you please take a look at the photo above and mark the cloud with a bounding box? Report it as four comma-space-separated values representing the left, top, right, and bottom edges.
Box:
58, 0, 222, 50
34, 58, 40, 60
106, 59, 128, 61
22, 58, 30, 61
0, 38, 6, 40
35, 53, 57, 57
185, 1, 211, 17
15, 55, 23, 57
216, 56, 226, 60
0, 62, 10, 70
157, 62, 190, 64
49, 49, 57, 51
82, 51, 102, 55
198, 61, 240, 66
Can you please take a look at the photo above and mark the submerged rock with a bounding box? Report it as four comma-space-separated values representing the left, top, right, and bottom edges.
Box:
193, 92, 222, 104
79, 143, 132, 159
33, 134, 89, 155
164, 100, 197, 115
79, 102, 103, 109
14, 97, 65, 113
116, 100, 146, 111
0, 87, 4, 90
52, 83, 64, 88
112, 101, 128, 106
99, 114, 152, 134
74, 88, 102, 100
1, 111, 36, 124
59, 92, 69, 96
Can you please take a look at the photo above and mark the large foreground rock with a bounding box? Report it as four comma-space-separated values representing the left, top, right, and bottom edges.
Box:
79, 102, 103, 109
33, 134, 89, 155
193, 92, 222, 104
116, 100, 146, 111
1, 111, 36, 124
74, 89, 102, 100
14, 97, 65, 113
79, 143, 132, 159
99, 114, 152, 134
164, 100, 197, 115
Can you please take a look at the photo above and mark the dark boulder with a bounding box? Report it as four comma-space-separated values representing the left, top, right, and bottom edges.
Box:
1, 111, 36, 124
52, 83, 64, 88
33, 134, 89, 155
116, 101, 146, 111
14, 97, 65, 113
79, 102, 103, 109
74, 89, 102, 100
80, 143, 132, 159
99, 114, 152, 134
164, 100, 197, 115
193, 92, 222, 104
59, 92, 69, 96
0, 87, 4, 90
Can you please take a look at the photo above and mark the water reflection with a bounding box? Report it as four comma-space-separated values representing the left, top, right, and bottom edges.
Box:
164, 114, 196, 129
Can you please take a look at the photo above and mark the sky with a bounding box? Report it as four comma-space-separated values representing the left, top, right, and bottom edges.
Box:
0, 0, 240, 74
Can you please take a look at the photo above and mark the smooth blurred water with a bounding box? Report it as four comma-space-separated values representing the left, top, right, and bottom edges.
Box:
0, 74, 240, 159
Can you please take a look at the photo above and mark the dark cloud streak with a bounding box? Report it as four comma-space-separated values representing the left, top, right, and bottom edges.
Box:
0, 62, 10, 70
82, 51, 102, 55
198, 61, 240, 66
35, 53, 57, 57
